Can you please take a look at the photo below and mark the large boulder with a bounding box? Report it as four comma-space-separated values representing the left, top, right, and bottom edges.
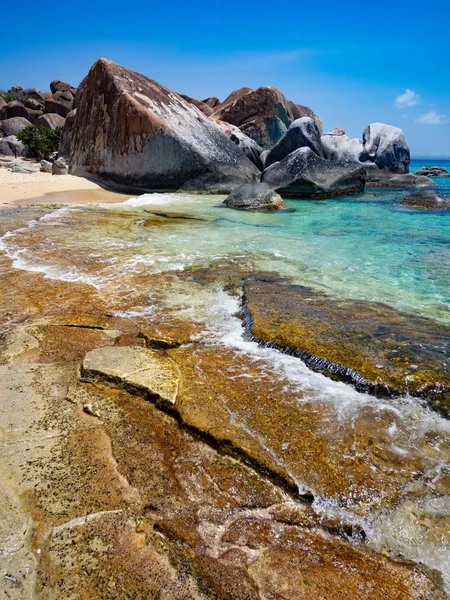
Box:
0, 117, 32, 136
5, 101, 29, 120
222, 182, 287, 211
202, 96, 220, 108
44, 93, 73, 117
361, 123, 410, 177
262, 147, 366, 198
67, 58, 260, 193
211, 86, 320, 149
322, 124, 411, 182
35, 113, 66, 130
24, 98, 43, 110
0, 135, 28, 157
214, 120, 263, 168
400, 190, 450, 209
264, 117, 324, 168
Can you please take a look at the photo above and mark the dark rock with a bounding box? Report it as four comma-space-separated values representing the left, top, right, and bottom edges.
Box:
35, 113, 66, 130
262, 147, 366, 198
44, 94, 73, 118
52, 157, 68, 175
40, 159, 53, 173
5, 101, 29, 120
265, 117, 324, 168
41, 92, 52, 101
0, 97, 5, 111
369, 173, 436, 188
413, 166, 450, 178
212, 86, 320, 148
239, 115, 287, 149
361, 123, 410, 176
67, 58, 260, 193
0, 135, 28, 157
24, 98, 43, 110
0, 117, 32, 136
50, 79, 75, 94
222, 182, 287, 211
202, 96, 220, 108
400, 189, 450, 210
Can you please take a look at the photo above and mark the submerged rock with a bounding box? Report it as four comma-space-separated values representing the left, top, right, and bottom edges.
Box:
243, 275, 450, 412
222, 182, 287, 211
400, 189, 450, 209
67, 58, 260, 194
369, 173, 436, 188
262, 146, 366, 198
264, 117, 324, 168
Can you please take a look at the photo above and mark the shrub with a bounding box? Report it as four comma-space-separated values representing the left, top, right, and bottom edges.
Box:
17, 125, 63, 160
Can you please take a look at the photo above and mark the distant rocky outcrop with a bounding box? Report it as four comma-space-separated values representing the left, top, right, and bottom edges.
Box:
222, 182, 287, 211
0, 79, 77, 147
370, 173, 436, 188
67, 58, 260, 193
400, 189, 450, 209
413, 166, 450, 178
262, 147, 366, 198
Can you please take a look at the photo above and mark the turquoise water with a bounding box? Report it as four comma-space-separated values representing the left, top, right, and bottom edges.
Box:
1, 160, 449, 324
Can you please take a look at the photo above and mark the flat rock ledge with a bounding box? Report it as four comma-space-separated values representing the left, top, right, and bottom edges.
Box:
80, 346, 179, 406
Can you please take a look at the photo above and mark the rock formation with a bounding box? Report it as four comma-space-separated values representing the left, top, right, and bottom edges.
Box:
211, 86, 321, 149
262, 147, 366, 197
0, 135, 28, 157
222, 182, 287, 211
413, 166, 450, 178
0, 117, 32, 136
67, 58, 261, 193
321, 124, 411, 183
264, 117, 325, 168
400, 189, 450, 209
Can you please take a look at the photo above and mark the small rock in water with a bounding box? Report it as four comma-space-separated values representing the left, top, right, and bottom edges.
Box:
222, 182, 287, 211
400, 189, 450, 210
413, 166, 450, 178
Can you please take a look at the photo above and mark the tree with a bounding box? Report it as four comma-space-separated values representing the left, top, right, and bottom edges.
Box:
16, 125, 62, 160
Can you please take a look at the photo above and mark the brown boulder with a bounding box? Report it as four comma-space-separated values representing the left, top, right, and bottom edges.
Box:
24, 98, 43, 110
35, 113, 66, 130
212, 86, 320, 149
49, 79, 75, 94
179, 93, 214, 116
202, 96, 220, 108
67, 58, 260, 193
5, 100, 29, 120
0, 117, 32, 136
58, 109, 76, 157
44, 94, 73, 117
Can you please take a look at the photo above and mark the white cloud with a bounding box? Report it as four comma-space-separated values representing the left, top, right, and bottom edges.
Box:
395, 89, 420, 108
400, 113, 408, 119
415, 110, 449, 125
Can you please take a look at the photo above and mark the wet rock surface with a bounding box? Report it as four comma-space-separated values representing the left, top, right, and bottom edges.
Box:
243, 275, 450, 412
400, 189, 450, 210
222, 182, 287, 211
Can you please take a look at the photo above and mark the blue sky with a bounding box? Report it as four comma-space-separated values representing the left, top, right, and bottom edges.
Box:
2, 0, 450, 155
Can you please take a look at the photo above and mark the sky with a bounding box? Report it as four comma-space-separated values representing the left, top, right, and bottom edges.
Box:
2, 0, 450, 156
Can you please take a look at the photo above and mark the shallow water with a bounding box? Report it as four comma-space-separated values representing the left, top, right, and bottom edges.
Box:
0, 162, 449, 589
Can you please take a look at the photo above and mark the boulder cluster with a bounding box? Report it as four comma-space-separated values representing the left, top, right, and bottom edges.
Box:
2, 58, 438, 210
0, 80, 76, 136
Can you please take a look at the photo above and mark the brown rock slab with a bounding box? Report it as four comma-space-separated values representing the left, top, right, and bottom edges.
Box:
243, 276, 450, 412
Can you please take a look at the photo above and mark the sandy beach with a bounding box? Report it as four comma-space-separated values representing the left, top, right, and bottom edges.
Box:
0, 160, 133, 206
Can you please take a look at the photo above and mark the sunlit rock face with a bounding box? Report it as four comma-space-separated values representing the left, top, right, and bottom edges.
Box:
67, 59, 261, 194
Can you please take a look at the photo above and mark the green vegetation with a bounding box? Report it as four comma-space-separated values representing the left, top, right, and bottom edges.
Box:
17, 125, 62, 160
0, 93, 14, 103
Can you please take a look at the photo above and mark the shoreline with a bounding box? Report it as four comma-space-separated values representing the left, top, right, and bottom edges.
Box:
0, 162, 133, 206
